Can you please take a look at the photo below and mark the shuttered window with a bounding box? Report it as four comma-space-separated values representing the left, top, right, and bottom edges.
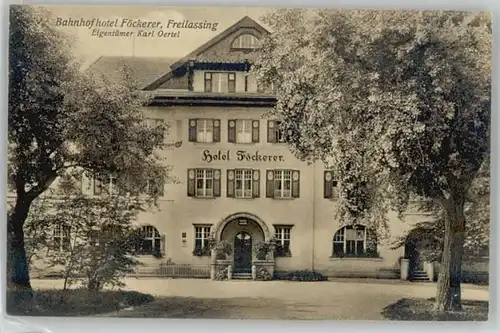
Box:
324, 171, 339, 199
204, 72, 236, 93
267, 120, 285, 143
187, 168, 221, 198
266, 169, 300, 198
188, 119, 220, 143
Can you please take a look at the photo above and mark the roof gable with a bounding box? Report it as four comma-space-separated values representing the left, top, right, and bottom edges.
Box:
169, 16, 269, 71
86, 16, 269, 91
145, 16, 269, 90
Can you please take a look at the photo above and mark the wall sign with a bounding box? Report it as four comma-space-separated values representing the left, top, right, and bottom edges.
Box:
201, 149, 285, 163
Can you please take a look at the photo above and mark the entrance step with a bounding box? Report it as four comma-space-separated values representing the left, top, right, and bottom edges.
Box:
411, 270, 431, 282
232, 273, 252, 280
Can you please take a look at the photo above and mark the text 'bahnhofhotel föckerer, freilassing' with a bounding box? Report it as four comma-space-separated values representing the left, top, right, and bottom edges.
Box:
55, 17, 219, 38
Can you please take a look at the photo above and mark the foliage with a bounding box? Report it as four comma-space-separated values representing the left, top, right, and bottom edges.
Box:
392, 164, 490, 260
8, 5, 173, 289
213, 241, 233, 260
275, 270, 328, 282
253, 8, 490, 310
255, 267, 273, 281
253, 240, 275, 260
7, 288, 154, 316
28, 176, 144, 291
192, 246, 211, 257
381, 298, 488, 321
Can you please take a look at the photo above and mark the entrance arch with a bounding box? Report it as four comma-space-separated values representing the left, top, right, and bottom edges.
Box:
214, 212, 271, 242
215, 213, 270, 275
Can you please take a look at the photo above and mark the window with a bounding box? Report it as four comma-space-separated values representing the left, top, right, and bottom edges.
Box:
145, 118, 165, 141
324, 171, 339, 199
138, 225, 162, 256
204, 72, 236, 93
187, 168, 221, 198
236, 120, 252, 143
274, 225, 292, 257
52, 224, 71, 252
143, 178, 165, 197
227, 169, 260, 198
235, 169, 253, 198
197, 119, 213, 142
274, 170, 291, 198
267, 120, 285, 143
228, 119, 260, 143
265, 169, 300, 198
196, 169, 213, 197
188, 119, 220, 143
332, 225, 378, 258
193, 225, 211, 256
231, 34, 260, 49
93, 174, 117, 195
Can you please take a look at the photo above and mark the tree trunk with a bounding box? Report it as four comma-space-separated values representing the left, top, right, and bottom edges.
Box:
434, 198, 466, 311
7, 196, 34, 291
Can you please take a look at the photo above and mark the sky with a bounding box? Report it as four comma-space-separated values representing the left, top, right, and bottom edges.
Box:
43, 5, 273, 68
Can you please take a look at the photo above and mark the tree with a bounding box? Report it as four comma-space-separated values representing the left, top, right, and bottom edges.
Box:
253, 9, 491, 311
392, 159, 490, 262
8, 6, 169, 291
37, 176, 143, 291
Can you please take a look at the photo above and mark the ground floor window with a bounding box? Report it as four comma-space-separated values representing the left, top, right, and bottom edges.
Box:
52, 224, 71, 252
274, 225, 292, 257
332, 225, 378, 258
193, 225, 212, 256
138, 225, 163, 257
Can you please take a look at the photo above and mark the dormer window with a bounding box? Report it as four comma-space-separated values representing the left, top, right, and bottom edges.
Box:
231, 34, 259, 50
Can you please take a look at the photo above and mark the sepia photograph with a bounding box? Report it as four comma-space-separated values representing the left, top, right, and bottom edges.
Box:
6, 4, 491, 321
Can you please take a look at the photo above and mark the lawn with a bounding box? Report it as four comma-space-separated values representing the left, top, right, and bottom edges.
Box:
381, 298, 489, 321
7, 288, 154, 316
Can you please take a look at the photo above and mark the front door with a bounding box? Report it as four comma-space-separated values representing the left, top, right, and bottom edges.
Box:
234, 232, 252, 273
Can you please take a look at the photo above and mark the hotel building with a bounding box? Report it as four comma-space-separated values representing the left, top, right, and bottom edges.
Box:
18, 16, 457, 281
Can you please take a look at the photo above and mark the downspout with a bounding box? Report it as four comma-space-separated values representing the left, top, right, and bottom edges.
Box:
311, 161, 315, 271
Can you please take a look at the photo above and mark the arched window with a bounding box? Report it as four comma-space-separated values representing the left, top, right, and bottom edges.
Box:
231, 34, 260, 49
332, 225, 378, 258
138, 225, 163, 256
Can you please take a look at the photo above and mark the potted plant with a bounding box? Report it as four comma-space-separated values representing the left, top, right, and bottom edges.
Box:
213, 241, 232, 260
253, 241, 274, 260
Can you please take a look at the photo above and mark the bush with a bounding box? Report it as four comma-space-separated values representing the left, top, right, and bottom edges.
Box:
275, 270, 328, 282
7, 289, 154, 316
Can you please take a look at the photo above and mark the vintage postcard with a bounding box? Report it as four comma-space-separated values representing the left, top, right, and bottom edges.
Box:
6, 4, 491, 321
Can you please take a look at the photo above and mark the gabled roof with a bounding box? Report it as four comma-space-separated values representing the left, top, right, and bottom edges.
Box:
86, 56, 178, 89
86, 16, 269, 91
169, 15, 269, 72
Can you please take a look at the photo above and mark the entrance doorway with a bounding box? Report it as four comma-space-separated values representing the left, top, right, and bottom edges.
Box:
234, 232, 252, 273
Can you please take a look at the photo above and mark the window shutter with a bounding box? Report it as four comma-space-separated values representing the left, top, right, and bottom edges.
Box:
324, 171, 333, 199
160, 234, 166, 256
227, 169, 235, 198
252, 169, 260, 198
187, 169, 196, 197
188, 119, 197, 142
292, 170, 300, 198
266, 170, 274, 198
228, 120, 236, 143
93, 175, 102, 195
252, 120, 260, 143
267, 120, 276, 143
213, 119, 221, 142
213, 169, 221, 197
